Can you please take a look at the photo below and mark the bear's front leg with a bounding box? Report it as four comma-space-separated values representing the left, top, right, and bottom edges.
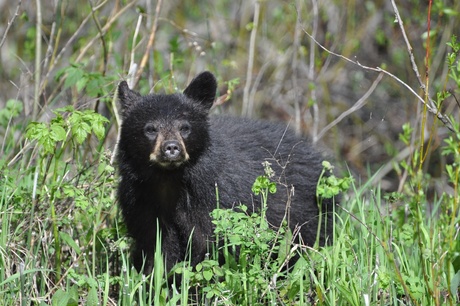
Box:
131, 224, 156, 274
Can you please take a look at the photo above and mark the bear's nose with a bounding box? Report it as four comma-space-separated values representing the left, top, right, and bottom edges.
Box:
162, 140, 181, 160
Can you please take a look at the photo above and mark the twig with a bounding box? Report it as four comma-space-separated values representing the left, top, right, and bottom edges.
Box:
75, 1, 135, 63
390, 0, 452, 126
33, 0, 42, 120
42, 6, 57, 73
391, 0, 426, 92
291, 0, 303, 134
301, 28, 455, 133
0, 0, 22, 49
42, 0, 111, 108
89, 0, 108, 76
307, 0, 319, 139
242, 0, 261, 117
134, 0, 163, 87
128, 14, 143, 88
41, 12, 92, 89
315, 72, 384, 142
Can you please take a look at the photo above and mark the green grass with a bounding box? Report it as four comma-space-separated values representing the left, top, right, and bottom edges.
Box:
1, 118, 459, 304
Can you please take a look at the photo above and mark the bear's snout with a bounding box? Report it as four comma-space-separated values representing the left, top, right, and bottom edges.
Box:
162, 140, 181, 160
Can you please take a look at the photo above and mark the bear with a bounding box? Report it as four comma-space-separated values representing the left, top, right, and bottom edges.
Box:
116, 71, 334, 275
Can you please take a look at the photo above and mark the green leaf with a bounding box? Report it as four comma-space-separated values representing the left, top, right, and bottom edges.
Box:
50, 124, 67, 142
59, 231, 81, 255
64, 66, 85, 89
51, 289, 70, 306
5, 99, 23, 116
443, 8, 459, 16
268, 182, 277, 194
86, 286, 99, 306
76, 76, 88, 92
92, 121, 106, 140
451, 269, 460, 297
26, 122, 46, 140
203, 269, 213, 281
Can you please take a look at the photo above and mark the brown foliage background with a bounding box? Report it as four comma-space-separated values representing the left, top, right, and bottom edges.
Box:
1, 0, 459, 190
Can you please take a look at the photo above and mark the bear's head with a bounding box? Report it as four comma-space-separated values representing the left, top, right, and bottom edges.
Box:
118, 71, 217, 170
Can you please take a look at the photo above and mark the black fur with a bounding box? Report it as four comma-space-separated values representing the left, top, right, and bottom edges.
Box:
117, 71, 333, 274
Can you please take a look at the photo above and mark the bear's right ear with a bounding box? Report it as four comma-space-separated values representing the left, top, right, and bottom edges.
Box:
118, 81, 141, 115
183, 71, 217, 110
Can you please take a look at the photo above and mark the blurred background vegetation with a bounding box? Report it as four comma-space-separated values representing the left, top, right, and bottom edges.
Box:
1, 0, 458, 186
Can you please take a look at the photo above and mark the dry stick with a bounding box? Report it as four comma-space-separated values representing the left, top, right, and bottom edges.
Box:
315, 72, 384, 142
75, 1, 135, 63
42, 0, 65, 73
392, 0, 450, 117
307, 0, 319, 139
111, 15, 143, 165
291, 0, 303, 134
89, 0, 108, 76
242, 0, 261, 117
0, 0, 22, 49
42, 14, 57, 74
111, 14, 143, 166
33, 0, 42, 121
390, 0, 427, 98
128, 15, 143, 88
42, 0, 111, 106
396, 0, 438, 302
249, 61, 271, 111
134, 0, 163, 87
42, 14, 92, 89
302, 29, 455, 133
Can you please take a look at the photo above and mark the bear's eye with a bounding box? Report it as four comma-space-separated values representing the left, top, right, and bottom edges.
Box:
144, 123, 158, 135
180, 124, 191, 134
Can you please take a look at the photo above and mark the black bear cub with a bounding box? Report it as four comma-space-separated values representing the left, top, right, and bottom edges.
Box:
117, 71, 333, 274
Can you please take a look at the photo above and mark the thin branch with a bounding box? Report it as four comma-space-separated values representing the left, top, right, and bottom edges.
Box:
134, 0, 163, 87
307, 0, 319, 139
242, 0, 261, 117
75, 1, 135, 63
391, 0, 426, 93
301, 28, 455, 133
291, 0, 303, 134
42, 13, 92, 88
0, 0, 22, 49
89, 0, 108, 76
33, 0, 42, 120
42, 0, 112, 107
127, 15, 143, 88
315, 72, 384, 142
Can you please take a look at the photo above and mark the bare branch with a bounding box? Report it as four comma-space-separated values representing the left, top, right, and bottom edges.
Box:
242, 0, 261, 117
134, 0, 163, 87
301, 27, 455, 133
390, 0, 426, 93
315, 72, 384, 142
89, 0, 108, 76
0, 0, 22, 49
33, 0, 42, 120
307, 0, 319, 139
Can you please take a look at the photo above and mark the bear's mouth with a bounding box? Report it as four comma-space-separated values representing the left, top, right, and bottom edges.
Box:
156, 159, 185, 169
149, 151, 187, 169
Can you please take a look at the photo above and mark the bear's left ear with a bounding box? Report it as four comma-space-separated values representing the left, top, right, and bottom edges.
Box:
118, 81, 141, 116
183, 71, 217, 110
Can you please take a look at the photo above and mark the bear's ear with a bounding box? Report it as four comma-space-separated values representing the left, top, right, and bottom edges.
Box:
183, 71, 217, 110
118, 81, 141, 115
